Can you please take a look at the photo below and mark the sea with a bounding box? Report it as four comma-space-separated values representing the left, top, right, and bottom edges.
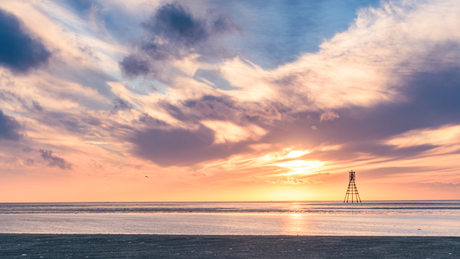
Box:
0, 201, 459, 236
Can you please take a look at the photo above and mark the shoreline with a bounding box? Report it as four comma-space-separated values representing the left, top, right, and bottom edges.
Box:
1, 234, 459, 258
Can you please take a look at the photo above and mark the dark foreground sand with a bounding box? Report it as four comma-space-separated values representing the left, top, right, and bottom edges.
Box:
1, 234, 459, 258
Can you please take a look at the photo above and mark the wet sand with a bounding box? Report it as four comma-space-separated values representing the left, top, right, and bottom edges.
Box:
1, 234, 459, 258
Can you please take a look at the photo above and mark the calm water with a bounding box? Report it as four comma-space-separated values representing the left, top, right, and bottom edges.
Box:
1, 201, 459, 236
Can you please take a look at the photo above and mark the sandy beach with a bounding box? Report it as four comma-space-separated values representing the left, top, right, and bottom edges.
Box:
1, 234, 459, 258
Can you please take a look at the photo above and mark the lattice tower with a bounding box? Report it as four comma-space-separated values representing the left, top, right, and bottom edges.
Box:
344, 170, 361, 203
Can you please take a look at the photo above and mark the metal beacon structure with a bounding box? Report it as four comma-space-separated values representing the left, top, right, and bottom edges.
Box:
343, 170, 361, 203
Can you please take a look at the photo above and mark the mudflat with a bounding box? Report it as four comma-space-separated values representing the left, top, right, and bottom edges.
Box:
1, 234, 459, 258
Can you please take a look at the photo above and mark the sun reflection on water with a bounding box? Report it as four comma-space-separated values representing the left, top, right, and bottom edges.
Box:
283, 213, 308, 234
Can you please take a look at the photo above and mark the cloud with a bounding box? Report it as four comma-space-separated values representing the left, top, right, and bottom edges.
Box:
112, 98, 133, 112
39, 149, 73, 170
0, 8, 51, 73
50, 65, 117, 99
119, 55, 152, 78
201, 120, 266, 144
119, 2, 239, 78
25, 158, 34, 166
31, 100, 43, 112
0, 89, 45, 113
142, 3, 208, 47
0, 110, 21, 141
386, 124, 460, 148
65, 0, 94, 14
131, 126, 251, 167
320, 110, 340, 122
216, 0, 460, 115
221, 68, 460, 166
113, 0, 460, 174
183, 95, 241, 122
137, 113, 169, 127
267, 176, 306, 185
277, 67, 460, 162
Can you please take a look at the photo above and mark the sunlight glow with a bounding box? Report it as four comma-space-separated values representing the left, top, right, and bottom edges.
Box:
262, 148, 310, 161
285, 150, 310, 158
274, 160, 325, 176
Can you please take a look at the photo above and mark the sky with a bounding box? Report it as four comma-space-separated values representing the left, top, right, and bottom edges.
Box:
0, 0, 459, 202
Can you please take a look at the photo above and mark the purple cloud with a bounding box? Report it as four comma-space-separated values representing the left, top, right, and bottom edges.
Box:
0, 110, 21, 141
39, 149, 72, 170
